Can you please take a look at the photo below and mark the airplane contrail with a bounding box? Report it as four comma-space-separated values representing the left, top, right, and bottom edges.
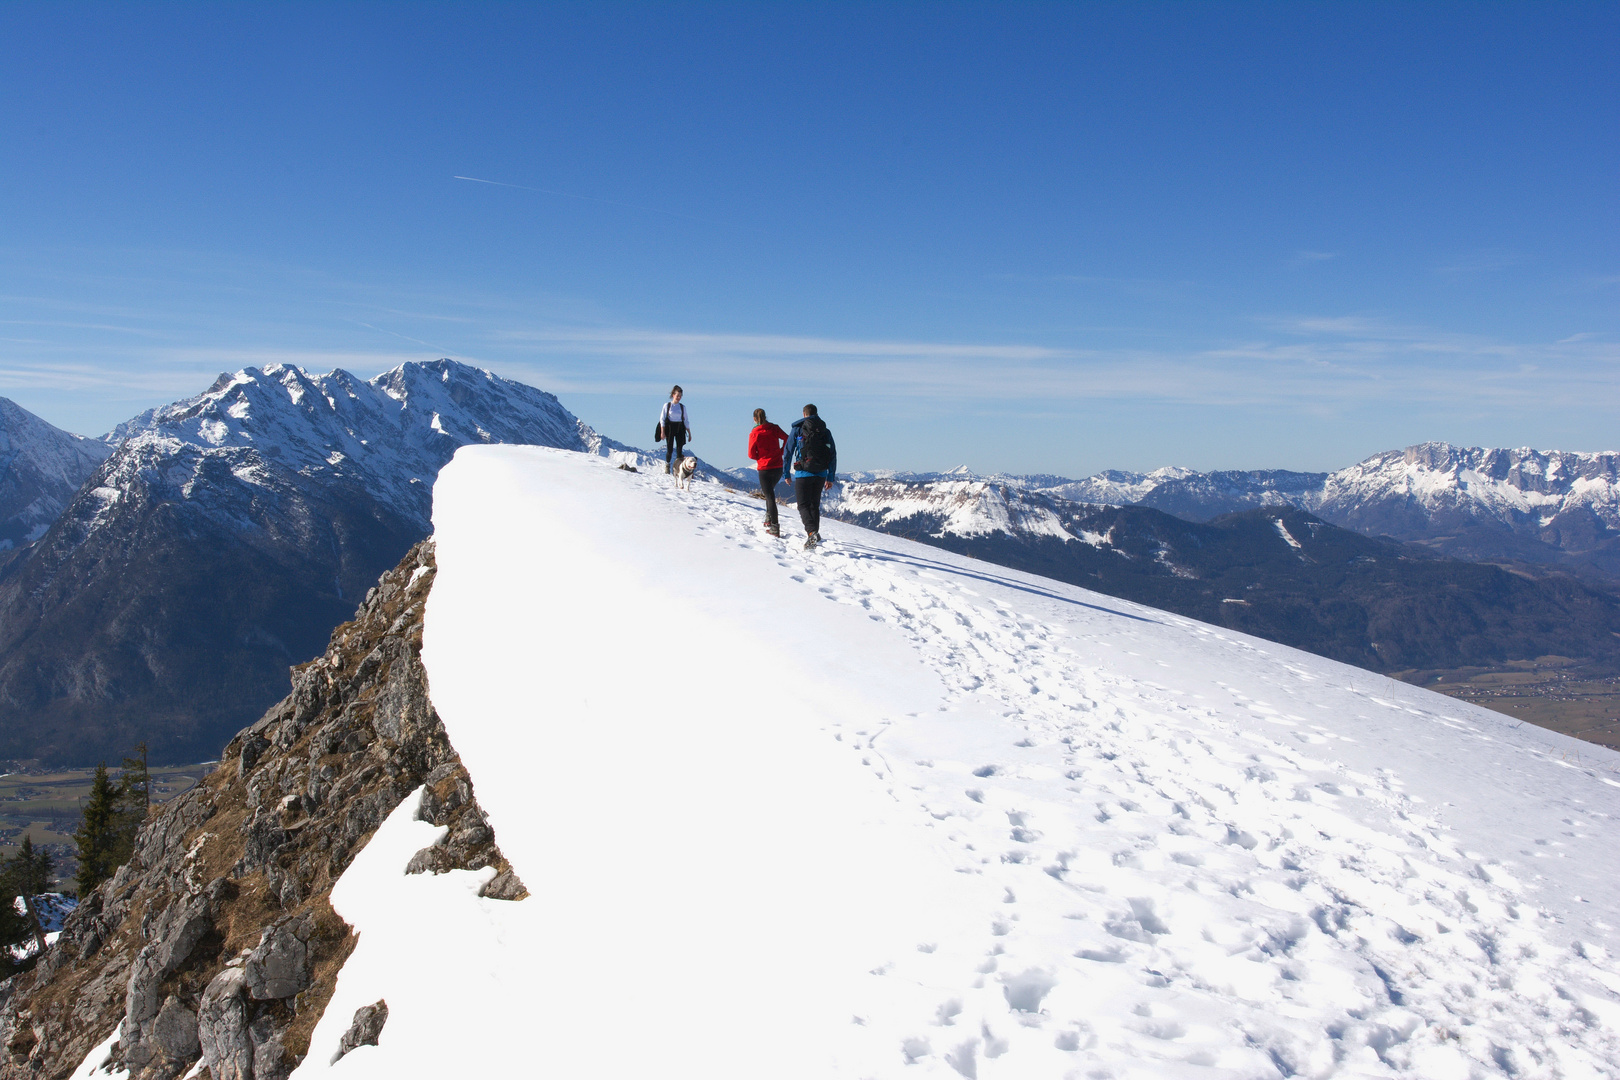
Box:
452, 175, 717, 225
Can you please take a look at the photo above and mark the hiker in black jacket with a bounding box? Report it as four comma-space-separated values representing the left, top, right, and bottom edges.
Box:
782, 404, 837, 549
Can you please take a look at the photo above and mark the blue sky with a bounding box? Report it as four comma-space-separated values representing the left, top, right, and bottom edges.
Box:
2, 2, 1615, 475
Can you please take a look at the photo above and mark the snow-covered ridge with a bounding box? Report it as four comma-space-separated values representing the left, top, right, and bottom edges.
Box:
837, 466, 1203, 507
863, 443, 1620, 530
1312, 442, 1620, 531
842, 465, 1084, 490
1099, 442, 1620, 533
1041, 465, 1200, 506
830, 480, 1078, 541
839, 444, 1620, 566
319, 445, 1620, 1078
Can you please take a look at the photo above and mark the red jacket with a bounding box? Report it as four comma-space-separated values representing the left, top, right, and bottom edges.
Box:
747, 423, 789, 470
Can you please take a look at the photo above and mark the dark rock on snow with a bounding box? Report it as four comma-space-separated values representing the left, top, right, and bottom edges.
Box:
331, 1000, 387, 1065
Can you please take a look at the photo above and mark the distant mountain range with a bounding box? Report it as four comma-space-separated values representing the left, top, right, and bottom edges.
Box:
0, 360, 633, 765
845, 443, 1620, 583
827, 481, 1620, 676
0, 362, 1614, 765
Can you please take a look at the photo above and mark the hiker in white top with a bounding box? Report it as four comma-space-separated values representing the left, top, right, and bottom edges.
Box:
660, 385, 692, 474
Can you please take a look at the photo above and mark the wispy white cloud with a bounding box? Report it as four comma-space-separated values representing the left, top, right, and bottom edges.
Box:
0, 348, 437, 396
1289, 251, 1339, 267
481, 317, 1620, 415
0, 318, 163, 337
5, 236, 1616, 440
7, 306, 1615, 423
501, 327, 1065, 362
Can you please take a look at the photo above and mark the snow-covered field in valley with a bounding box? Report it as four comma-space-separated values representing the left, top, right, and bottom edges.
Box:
296, 447, 1620, 1079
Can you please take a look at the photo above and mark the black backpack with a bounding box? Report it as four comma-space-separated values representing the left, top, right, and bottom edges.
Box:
794, 416, 832, 473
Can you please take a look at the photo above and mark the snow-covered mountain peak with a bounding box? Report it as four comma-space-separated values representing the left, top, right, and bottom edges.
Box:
1318, 441, 1620, 532
99, 358, 606, 519
969, 444, 1620, 573
1042, 465, 1199, 506
0, 398, 111, 481
832, 478, 1077, 541
0, 397, 112, 552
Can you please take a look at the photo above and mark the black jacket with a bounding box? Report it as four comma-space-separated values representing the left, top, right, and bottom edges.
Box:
784, 416, 837, 481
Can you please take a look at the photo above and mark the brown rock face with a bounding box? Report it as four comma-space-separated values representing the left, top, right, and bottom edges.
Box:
0, 539, 525, 1079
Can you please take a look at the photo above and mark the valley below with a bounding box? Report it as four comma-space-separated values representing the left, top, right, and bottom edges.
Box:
1396, 659, 1620, 751
0, 762, 212, 886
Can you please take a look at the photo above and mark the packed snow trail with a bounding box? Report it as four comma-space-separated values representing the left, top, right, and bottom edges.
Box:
297, 447, 1620, 1079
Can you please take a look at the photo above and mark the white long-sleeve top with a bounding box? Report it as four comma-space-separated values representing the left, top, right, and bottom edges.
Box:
660, 400, 690, 437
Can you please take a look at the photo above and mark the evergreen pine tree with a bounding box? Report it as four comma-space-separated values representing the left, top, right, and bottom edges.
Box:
113, 742, 151, 864
0, 834, 52, 970
119, 742, 151, 814
74, 763, 119, 898
2, 836, 51, 954
0, 854, 30, 978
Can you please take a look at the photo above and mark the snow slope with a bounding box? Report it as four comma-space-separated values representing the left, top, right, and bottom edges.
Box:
300, 447, 1620, 1079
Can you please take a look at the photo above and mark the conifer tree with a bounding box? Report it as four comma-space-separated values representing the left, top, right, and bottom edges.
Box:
1, 836, 51, 954
74, 763, 119, 898
120, 742, 151, 815
113, 741, 151, 863
0, 851, 31, 977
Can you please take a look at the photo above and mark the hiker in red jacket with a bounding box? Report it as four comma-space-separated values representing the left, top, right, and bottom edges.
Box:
747, 408, 790, 537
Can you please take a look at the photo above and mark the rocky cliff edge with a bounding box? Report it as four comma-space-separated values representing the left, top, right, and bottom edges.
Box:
0, 538, 525, 1079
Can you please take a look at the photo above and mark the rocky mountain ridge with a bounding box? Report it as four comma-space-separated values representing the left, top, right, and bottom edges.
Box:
0, 539, 524, 1079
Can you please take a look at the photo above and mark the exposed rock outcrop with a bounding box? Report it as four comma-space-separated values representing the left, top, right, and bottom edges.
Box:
331, 1000, 387, 1065
0, 538, 526, 1078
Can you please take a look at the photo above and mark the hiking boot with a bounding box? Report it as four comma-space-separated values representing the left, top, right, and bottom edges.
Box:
765, 521, 780, 537
803, 532, 820, 550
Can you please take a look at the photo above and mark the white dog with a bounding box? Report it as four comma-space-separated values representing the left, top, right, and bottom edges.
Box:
675, 455, 698, 490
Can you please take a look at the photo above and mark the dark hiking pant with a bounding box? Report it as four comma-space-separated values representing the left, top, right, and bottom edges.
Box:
664, 424, 687, 472
794, 475, 825, 536
758, 468, 782, 527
